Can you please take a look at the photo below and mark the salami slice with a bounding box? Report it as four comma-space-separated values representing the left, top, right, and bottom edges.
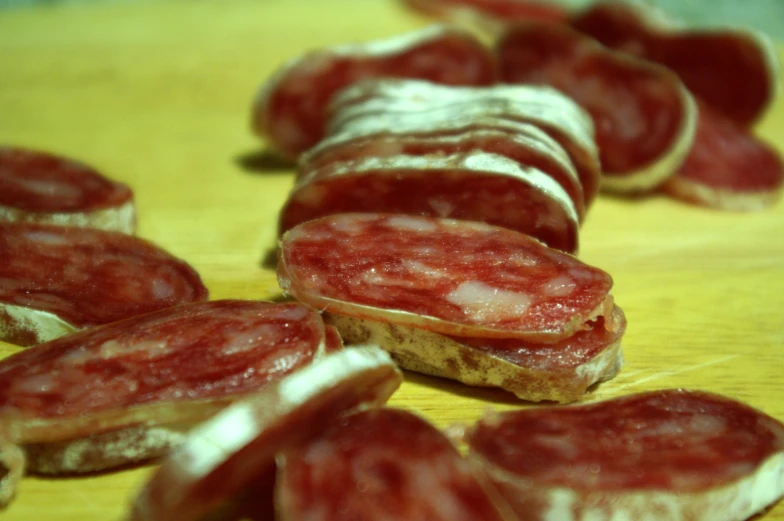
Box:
0, 300, 331, 474
251, 24, 496, 159
278, 213, 615, 343
0, 222, 208, 346
277, 407, 515, 521
662, 102, 784, 210
327, 79, 601, 207
301, 118, 586, 220
467, 389, 784, 521
0, 147, 136, 234
128, 346, 402, 521
571, 1, 781, 127
497, 22, 696, 192
402, 0, 568, 25
330, 305, 624, 402
282, 151, 580, 253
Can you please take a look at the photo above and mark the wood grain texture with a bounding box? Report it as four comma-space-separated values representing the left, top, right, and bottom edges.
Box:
0, 0, 783, 519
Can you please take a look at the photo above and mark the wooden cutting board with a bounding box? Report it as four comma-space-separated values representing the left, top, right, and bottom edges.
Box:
1, 0, 783, 519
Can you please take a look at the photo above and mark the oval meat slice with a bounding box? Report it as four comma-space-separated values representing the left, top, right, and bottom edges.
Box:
329, 305, 625, 402
328, 79, 601, 207
0, 222, 208, 346
467, 389, 784, 521
251, 24, 496, 159
277, 407, 515, 521
497, 22, 696, 192
278, 213, 614, 343
0, 300, 331, 474
662, 102, 784, 210
571, 1, 781, 127
128, 346, 402, 521
0, 147, 136, 234
283, 151, 579, 253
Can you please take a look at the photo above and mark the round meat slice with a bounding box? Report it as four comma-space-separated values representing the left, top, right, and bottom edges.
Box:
329, 305, 625, 402
277, 407, 516, 521
497, 22, 696, 193
0, 300, 332, 474
0, 222, 208, 346
301, 119, 586, 220
0, 147, 135, 234
571, 1, 781, 128
128, 346, 403, 521
282, 151, 580, 253
662, 102, 784, 210
251, 24, 496, 159
278, 213, 614, 343
467, 389, 784, 521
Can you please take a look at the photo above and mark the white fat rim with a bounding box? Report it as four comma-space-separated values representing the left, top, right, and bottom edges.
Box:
0, 201, 136, 235
662, 176, 784, 212
0, 302, 78, 346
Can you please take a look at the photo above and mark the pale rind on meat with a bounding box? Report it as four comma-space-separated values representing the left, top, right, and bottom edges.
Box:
127, 346, 402, 521
328, 312, 623, 403
661, 175, 784, 212
0, 427, 23, 507
0, 200, 136, 235
0, 302, 79, 347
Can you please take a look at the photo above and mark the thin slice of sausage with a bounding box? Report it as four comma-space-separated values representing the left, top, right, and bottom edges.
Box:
662, 102, 784, 210
571, 1, 781, 127
329, 305, 625, 402
0, 147, 136, 234
0, 222, 208, 346
283, 151, 580, 253
497, 22, 696, 192
252, 24, 496, 159
278, 213, 614, 343
467, 389, 784, 521
277, 408, 516, 521
128, 346, 402, 521
0, 300, 332, 474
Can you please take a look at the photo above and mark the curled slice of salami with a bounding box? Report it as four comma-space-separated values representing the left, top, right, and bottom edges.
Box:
283, 151, 580, 252
0, 222, 208, 346
467, 389, 784, 521
277, 407, 515, 521
498, 22, 696, 192
278, 213, 614, 343
0, 147, 136, 234
128, 346, 402, 521
251, 24, 496, 159
571, 1, 781, 127
0, 300, 332, 473
328, 79, 601, 207
301, 117, 586, 220
662, 102, 784, 210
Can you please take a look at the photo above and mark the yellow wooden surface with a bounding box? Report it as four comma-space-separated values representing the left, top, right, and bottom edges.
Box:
1, 0, 783, 519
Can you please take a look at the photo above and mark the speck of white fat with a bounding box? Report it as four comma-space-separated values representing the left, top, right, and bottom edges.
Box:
541, 274, 576, 298
23, 230, 70, 246
446, 281, 532, 322
384, 215, 438, 232
152, 278, 175, 300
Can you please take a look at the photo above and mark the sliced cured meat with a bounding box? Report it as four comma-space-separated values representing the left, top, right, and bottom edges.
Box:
0, 426, 23, 507
0, 300, 331, 473
282, 151, 580, 253
300, 118, 586, 220
328, 79, 601, 207
277, 407, 515, 521
128, 346, 402, 521
251, 24, 496, 159
0, 222, 208, 346
571, 1, 781, 127
402, 0, 568, 25
0, 147, 136, 234
278, 213, 615, 343
662, 102, 784, 210
330, 305, 624, 402
497, 22, 696, 192
467, 389, 784, 521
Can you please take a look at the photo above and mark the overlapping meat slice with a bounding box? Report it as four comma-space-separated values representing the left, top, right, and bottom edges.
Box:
571, 1, 781, 127
327, 79, 601, 207
0, 147, 136, 234
128, 346, 402, 521
497, 22, 696, 192
466, 389, 784, 521
0, 300, 332, 475
0, 222, 208, 346
277, 407, 515, 521
251, 24, 496, 159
